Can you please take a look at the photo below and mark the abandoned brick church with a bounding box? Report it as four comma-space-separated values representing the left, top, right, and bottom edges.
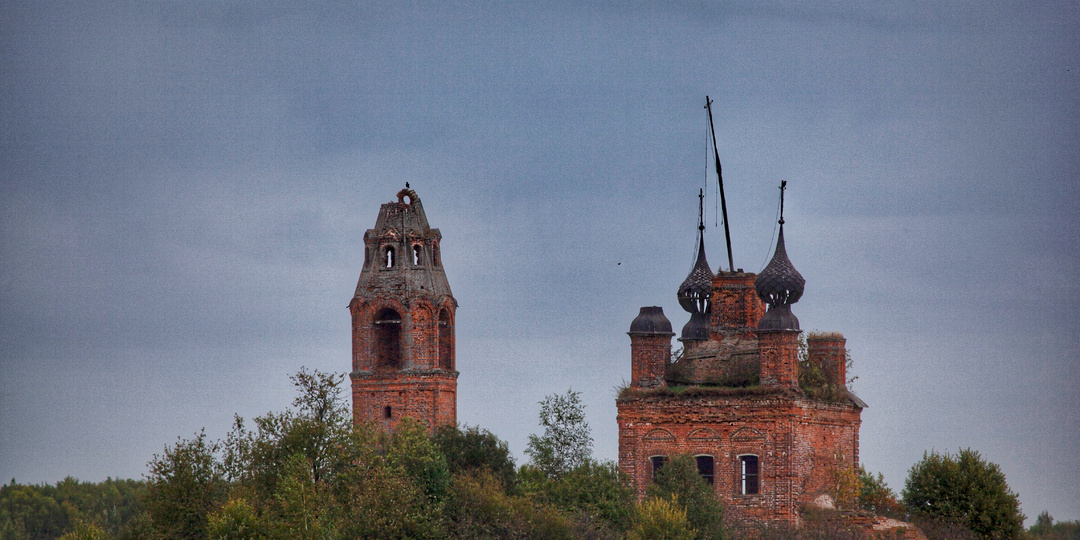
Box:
616, 187, 865, 527
349, 185, 866, 529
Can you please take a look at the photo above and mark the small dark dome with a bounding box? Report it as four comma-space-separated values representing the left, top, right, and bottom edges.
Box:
681, 312, 710, 340
757, 303, 801, 331
755, 227, 805, 307
678, 234, 714, 315
629, 306, 673, 334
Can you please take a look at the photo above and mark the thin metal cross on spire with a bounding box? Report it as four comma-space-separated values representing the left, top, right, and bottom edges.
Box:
778, 180, 787, 226
698, 188, 705, 233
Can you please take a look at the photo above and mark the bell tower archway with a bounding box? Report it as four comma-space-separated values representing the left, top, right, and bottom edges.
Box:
350, 187, 458, 433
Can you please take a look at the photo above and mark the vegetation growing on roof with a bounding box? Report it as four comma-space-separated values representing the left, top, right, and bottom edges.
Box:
617, 383, 792, 401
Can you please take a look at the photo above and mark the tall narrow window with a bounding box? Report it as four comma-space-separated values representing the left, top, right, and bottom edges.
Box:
438, 309, 453, 370
650, 456, 668, 482
384, 246, 395, 268
413, 244, 422, 265
739, 455, 759, 495
374, 308, 402, 369
696, 455, 715, 484
384, 406, 392, 419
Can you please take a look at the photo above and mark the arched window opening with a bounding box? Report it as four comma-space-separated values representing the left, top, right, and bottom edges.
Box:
384, 406, 392, 419
650, 455, 668, 482
413, 244, 422, 265
695, 455, 715, 485
384, 246, 395, 268
739, 455, 760, 495
374, 308, 402, 369
438, 309, 453, 370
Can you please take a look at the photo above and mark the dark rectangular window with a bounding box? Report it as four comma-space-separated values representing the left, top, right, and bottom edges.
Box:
696, 455, 715, 484
740, 455, 759, 494
650, 456, 667, 482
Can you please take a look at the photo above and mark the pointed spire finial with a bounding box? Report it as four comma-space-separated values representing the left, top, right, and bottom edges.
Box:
679, 190, 714, 340
778, 180, 787, 226
755, 180, 804, 330
698, 188, 705, 233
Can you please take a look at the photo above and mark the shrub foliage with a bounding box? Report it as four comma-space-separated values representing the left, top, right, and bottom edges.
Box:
902, 448, 1024, 539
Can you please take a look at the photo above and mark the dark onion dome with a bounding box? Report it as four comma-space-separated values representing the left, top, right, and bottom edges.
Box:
629, 306, 673, 334
757, 303, 800, 331
681, 312, 710, 340
678, 233, 714, 316
755, 226, 805, 330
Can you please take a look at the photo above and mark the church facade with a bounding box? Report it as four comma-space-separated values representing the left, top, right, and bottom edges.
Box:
616, 191, 865, 527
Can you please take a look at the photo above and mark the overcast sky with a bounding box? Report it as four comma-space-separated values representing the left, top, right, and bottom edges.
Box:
1, 0, 1077, 525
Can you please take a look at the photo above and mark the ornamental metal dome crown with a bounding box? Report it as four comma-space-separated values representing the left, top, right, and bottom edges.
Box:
678, 233, 713, 315
755, 226, 804, 307
754, 181, 804, 331
678, 189, 714, 317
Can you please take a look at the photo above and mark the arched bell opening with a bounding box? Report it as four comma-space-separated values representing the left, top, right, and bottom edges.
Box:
438, 308, 453, 370
374, 307, 402, 369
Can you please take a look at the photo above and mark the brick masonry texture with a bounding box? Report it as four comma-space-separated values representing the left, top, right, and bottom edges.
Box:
807, 333, 847, 387
617, 390, 861, 527
630, 334, 671, 389
622, 268, 864, 529
711, 271, 765, 338
350, 189, 457, 434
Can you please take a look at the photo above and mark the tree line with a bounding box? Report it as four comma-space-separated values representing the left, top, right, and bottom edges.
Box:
2, 369, 1071, 539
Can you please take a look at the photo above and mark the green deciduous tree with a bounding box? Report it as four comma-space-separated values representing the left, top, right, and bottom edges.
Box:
628, 495, 697, 540
526, 389, 594, 479
0, 478, 149, 540
1, 482, 68, 540
445, 469, 573, 539
434, 425, 516, 489
1027, 511, 1080, 539
902, 448, 1024, 539
145, 430, 226, 540
857, 465, 903, 516
647, 454, 725, 540
56, 522, 109, 540
206, 497, 267, 540
536, 460, 635, 538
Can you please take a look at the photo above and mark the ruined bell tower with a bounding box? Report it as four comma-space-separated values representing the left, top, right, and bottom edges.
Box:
350, 187, 457, 433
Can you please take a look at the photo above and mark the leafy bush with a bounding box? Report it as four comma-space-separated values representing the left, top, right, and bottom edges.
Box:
857, 465, 903, 517
145, 430, 226, 539
434, 425, 516, 489
446, 470, 572, 539
902, 448, 1024, 539
628, 495, 696, 540
647, 454, 725, 540
1027, 511, 1080, 539
538, 460, 634, 538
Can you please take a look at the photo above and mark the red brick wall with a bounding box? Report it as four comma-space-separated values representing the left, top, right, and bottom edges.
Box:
759, 330, 800, 388
350, 296, 457, 434
630, 334, 671, 388
351, 371, 457, 432
807, 333, 846, 387
711, 271, 766, 337
616, 392, 861, 527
